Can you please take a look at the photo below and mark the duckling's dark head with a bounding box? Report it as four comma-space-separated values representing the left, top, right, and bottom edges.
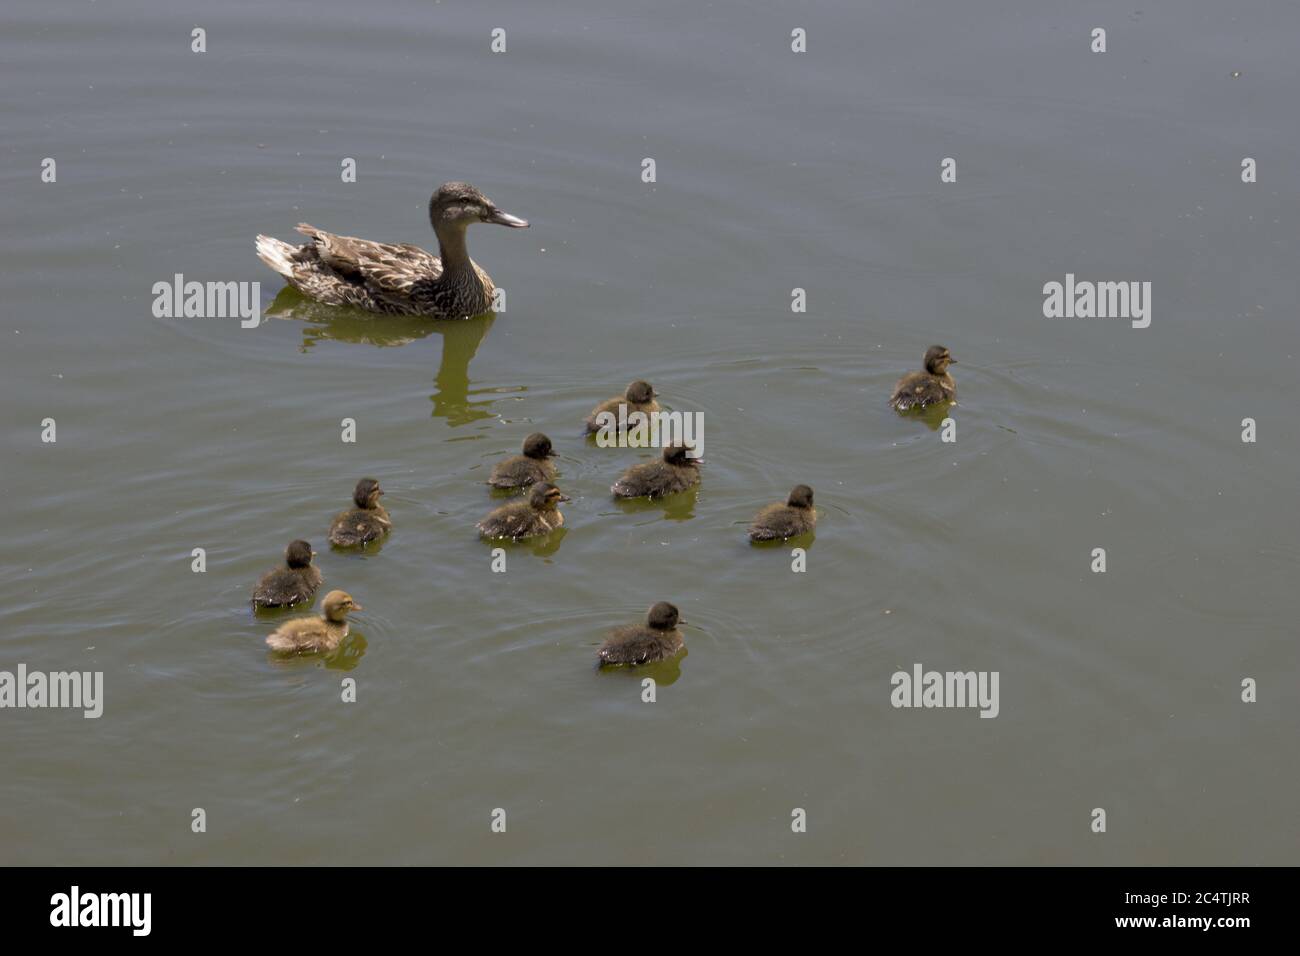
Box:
787, 485, 815, 509
285, 539, 315, 569
322, 590, 362, 622
663, 444, 703, 467
522, 432, 554, 460
646, 601, 680, 630
353, 477, 384, 509
625, 380, 656, 404
924, 345, 955, 374
529, 482, 571, 510
429, 181, 529, 231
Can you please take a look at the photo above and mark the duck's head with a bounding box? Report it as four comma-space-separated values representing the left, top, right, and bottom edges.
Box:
429, 182, 529, 231
924, 345, 956, 374
529, 481, 571, 511
285, 539, 316, 569
646, 601, 681, 630
625, 380, 656, 404
353, 477, 384, 509
663, 443, 703, 467
522, 432, 555, 460
787, 485, 815, 509
322, 590, 362, 622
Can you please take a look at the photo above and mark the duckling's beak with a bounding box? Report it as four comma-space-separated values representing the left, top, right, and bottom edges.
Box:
485, 208, 529, 228
947, 358, 957, 364
557, 493, 572, 502
350, 602, 363, 611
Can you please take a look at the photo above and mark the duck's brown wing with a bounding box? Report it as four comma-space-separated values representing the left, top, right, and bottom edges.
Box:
295, 224, 442, 297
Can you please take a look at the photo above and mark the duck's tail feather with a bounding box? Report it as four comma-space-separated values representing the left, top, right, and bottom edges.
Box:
254, 231, 315, 280
255, 234, 301, 281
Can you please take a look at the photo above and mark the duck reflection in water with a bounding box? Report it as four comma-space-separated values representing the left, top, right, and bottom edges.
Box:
594, 648, 685, 685
901, 402, 952, 432
611, 485, 698, 522
267, 287, 505, 427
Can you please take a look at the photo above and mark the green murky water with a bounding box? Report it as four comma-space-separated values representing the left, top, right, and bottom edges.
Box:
3, 0, 1297, 864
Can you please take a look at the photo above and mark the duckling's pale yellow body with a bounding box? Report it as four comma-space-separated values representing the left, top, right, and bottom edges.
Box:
266, 590, 361, 655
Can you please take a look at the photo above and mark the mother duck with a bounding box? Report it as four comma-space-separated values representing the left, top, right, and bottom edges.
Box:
255, 182, 528, 318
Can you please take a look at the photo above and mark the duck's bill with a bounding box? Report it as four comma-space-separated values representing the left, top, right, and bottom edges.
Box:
485, 209, 529, 228
351, 603, 364, 611
557, 494, 573, 502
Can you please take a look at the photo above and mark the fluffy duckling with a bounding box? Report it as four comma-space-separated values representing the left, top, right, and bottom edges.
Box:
584, 380, 660, 434
328, 478, 392, 547
611, 444, 702, 499
487, 432, 557, 490
265, 590, 361, 655
477, 482, 570, 540
748, 485, 817, 542
890, 345, 957, 411
597, 602, 685, 666
251, 539, 323, 608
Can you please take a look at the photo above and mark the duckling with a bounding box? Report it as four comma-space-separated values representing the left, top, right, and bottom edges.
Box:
611, 444, 702, 499
889, 345, 957, 411
487, 432, 557, 490
477, 482, 570, 540
748, 485, 817, 542
328, 478, 391, 548
584, 380, 660, 434
255, 182, 528, 318
265, 590, 361, 655
251, 539, 323, 608
597, 602, 685, 666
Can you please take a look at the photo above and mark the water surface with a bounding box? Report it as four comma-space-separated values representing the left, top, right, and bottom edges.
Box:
2, 0, 1297, 864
